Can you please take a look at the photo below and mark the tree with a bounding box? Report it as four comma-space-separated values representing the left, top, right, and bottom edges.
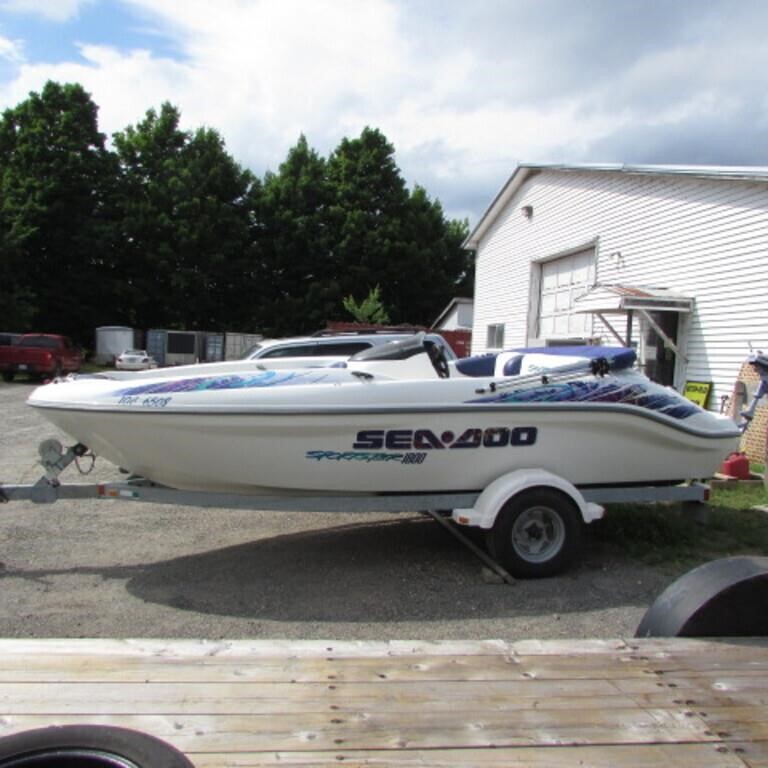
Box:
254, 127, 473, 334
395, 185, 473, 324
326, 128, 409, 309
0, 81, 117, 343
0, 232, 36, 331
113, 104, 255, 330
343, 285, 390, 324
255, 135, 334, 335
326, 127, 472, 326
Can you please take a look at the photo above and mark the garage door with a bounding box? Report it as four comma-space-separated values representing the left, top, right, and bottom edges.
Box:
538, 249, 596, 340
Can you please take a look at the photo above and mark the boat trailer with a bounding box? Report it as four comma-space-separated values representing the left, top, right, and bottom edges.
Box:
1, 437, 710, 582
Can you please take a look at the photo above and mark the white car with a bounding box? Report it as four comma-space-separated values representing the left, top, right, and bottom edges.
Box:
115, 349, 157, 371
243, 331, 456, 368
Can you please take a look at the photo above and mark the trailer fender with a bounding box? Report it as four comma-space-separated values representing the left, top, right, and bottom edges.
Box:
451, 469, 604, 530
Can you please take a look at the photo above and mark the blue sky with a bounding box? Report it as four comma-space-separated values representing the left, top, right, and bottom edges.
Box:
2, 0, 768, 224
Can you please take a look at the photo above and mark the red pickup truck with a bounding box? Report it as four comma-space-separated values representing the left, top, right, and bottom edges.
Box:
0, 334, 83, 382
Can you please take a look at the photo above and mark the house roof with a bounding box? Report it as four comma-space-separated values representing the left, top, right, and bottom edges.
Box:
464, 163, 768, 250
431, 297, 473, 330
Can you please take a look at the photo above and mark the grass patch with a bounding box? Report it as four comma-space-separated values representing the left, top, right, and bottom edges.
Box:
589, 482, 768, 570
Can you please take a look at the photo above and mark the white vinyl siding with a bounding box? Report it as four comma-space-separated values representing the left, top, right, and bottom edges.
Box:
471, 169, 768, 410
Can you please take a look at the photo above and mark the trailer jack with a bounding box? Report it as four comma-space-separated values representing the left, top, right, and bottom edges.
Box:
1, 440, 89, 504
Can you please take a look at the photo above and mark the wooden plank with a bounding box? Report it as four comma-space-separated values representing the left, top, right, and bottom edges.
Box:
0, 709, 721, 751
0, 639, 766, 766
1, 679, 765, 715
188, 743, 759, 767
0, 638, 515, 658
1, 645, 766, 683
2, 637, 763, 659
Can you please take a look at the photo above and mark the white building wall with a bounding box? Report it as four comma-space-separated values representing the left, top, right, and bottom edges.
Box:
472, 169, 768, 409
434, 301, 473, 330
437, 307, 461, 330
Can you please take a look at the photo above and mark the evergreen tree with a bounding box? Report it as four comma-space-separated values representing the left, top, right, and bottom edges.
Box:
343, 285, 390, 324
326, 127, 471, 326
0, 81, 117, 343
256, 135, 334, 335
113, 104, 254, 330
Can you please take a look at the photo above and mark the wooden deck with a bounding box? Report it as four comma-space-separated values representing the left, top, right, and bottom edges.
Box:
0, 638, 767, 766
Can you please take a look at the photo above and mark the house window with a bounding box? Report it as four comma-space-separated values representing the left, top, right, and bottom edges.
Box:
486, 323, 505, 349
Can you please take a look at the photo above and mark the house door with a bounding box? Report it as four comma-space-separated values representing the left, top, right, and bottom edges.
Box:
640, 311, 679, 386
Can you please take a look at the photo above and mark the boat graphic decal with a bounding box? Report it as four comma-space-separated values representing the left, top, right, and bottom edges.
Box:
468, 380, 699, 419
306, 426, 538, 467
114, 370, 331, 397
306, 450, 427, 465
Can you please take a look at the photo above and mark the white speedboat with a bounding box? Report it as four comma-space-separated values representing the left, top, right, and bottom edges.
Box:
27, 338, 741, 495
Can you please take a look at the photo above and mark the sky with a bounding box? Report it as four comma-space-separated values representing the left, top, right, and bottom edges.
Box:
1, 0, 767, 225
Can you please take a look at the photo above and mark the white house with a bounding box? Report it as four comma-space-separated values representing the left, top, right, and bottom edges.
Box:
431, 297, 474, 331
465, 163, 768, 412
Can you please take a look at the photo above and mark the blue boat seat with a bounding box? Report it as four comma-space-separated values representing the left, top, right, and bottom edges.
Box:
452, 346, 637, 379
453, 354, 497, 377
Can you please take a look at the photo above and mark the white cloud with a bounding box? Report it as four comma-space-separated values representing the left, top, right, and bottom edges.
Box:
0, 0, 93, 22
1, 0, 768, 221
0, 32, 23, 62
115, 0, 415, 163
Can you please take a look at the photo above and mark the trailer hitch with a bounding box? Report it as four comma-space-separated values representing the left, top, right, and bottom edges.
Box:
0, 441, 90, 504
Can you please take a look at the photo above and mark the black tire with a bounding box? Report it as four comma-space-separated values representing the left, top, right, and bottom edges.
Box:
2, 371, 13, 383
0, 725, 194, 768
486, 488, 581, 578
636, 555, 768, 637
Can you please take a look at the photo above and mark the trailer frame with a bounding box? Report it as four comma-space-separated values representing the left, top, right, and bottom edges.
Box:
0, 439, 710, 581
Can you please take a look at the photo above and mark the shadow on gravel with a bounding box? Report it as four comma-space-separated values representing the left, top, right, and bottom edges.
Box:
116, 516, 663, 623
0, 516, 664, 624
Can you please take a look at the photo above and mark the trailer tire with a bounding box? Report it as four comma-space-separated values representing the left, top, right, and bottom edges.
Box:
485, 488, 581, 578
0, 725, 194, 768
2, 371, 13, 383
636, 556, 768, 637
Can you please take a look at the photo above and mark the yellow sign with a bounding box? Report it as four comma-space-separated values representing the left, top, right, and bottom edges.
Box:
683, 380, 712, 408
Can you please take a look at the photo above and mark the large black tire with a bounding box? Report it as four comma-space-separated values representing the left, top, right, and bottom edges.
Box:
1, 371, 13, 383
636, 555, 768, 637
486, 488, 582, 578
0, 725, 194, 768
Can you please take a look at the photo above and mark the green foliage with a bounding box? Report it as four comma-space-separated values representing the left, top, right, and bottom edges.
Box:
112, 104, 255, 331
590, 484, 768, 570
0, 84, 472, 341
323, 128, 471, 328
0, 81, 117, 341
343, 285, 390, 324
255, 135, 334, 335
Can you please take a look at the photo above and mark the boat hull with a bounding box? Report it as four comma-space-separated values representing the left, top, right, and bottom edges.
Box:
33, 400, 739, 494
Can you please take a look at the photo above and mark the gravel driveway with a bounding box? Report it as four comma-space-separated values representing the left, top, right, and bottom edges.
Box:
0, 380, 673, 640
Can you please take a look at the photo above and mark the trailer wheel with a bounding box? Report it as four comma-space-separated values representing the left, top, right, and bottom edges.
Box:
486, 488, 581, 578
1, 371, 13, 383
0, 725, 194, 768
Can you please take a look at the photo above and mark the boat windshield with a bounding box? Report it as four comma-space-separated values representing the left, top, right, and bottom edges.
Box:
349, 333, 427, 362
